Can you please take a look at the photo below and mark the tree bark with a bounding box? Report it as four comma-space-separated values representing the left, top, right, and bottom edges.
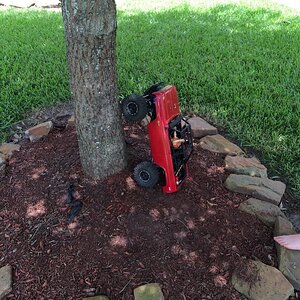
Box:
61, 0, 127, 179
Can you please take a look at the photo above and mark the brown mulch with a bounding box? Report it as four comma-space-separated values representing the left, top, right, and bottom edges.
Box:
0, 123, 276, 300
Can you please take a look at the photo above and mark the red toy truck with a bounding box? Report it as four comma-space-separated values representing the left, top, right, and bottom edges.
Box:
122, 83, 193, 193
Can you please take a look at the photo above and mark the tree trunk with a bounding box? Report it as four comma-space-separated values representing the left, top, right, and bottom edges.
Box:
61, 0, 127, 179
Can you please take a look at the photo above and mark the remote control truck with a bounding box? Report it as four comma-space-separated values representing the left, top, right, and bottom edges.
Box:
122, 83, 193, 193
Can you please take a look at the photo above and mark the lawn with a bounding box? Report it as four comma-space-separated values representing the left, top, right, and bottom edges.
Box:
0, 1, 299, 197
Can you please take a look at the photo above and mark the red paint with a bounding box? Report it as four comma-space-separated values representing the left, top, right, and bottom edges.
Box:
148, 85, 192, 193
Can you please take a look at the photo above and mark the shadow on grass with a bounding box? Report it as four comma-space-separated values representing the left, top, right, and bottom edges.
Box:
117, 4, 300, 197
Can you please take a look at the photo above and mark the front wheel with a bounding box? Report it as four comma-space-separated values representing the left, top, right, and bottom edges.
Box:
121, 94, 148, 122
133, 161, 160, 188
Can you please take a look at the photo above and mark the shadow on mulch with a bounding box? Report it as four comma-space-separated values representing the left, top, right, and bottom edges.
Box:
0, 123, 276, 299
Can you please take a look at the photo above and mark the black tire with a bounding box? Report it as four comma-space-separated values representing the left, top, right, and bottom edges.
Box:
133, 161, 160, 188
122, 94, 148, 122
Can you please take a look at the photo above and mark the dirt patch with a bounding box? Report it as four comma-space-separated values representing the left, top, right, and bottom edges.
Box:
0, 123, 276, 299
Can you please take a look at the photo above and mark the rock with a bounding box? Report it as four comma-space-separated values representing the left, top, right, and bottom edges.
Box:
199, 134, 244, 156
0, 0, 35, 7
53, 111, 73, 128
11, 133, 21, 144
140, 116, 150, 127
239, 198, 286, 227
0, 264, 12, 299
134, 283, 164, 300
0, 153, 6, 164
0, 143, 21, 159
287, 213, 300, 232
225, 155, 267, 178
224, 174, 286, 205
274, 216, 300, 290
67, 115, 75, 127
0, 0, 60, 8
274, 216, 296, 236
82, 296, 109, 300
25, 121, 53, 142
231, 259, 294, 300
55, 108, 73, 119
0, 154, 6, 176
188, 116, 217, 138
34, 0, 60, 7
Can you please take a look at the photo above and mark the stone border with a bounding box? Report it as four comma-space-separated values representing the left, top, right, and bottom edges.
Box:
0, 0, 60, 9
189, 116, 299, 299
1, 115, 299, 300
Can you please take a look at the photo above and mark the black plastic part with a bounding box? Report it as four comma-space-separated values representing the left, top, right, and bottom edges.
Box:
133, 161, 160, 188
168, 115, 193, 184
122, 94, 148, 122
143, 82, 165, 96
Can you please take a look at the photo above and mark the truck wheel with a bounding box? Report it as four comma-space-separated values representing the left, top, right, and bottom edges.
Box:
122, 94, 148, 122
133, 161, 160, 188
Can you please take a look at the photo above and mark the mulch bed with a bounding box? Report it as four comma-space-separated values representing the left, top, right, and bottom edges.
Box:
0, 123, 276, 299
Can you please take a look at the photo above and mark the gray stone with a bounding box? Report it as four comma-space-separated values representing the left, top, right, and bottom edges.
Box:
287, 213, 300, 231
188, 116, 217, 138
231, 259, 294, 300
134, 283, 164, 300
0, 143, 20, 159
0, 153, 6, 166
199, 134, 244, 155
0, 0, 60, 7
25, 121, 53, 142
140, 116, 150, 127
224, 174, 286, 205
34, 0, 60, 7
0, 264, 12, 299
67, 115, 75, 127
225, 155, 267, 178
239, 198, 286, 227
274, 216, 300, 290
82, 296, 109, 300
0, 153, 6, 176
274, 216, 296, 236
0, 0, 35, 7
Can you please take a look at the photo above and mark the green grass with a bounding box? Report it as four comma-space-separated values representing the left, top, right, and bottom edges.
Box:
0, 9, 70, 131
0, 2, 300, 197
117, 3, 300, 197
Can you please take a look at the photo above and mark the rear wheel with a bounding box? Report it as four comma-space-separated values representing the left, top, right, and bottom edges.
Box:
133, 161, 160, 188
122, 94, 148, 122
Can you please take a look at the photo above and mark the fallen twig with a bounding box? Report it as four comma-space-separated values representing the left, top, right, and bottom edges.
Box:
119, 279, 132, 294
